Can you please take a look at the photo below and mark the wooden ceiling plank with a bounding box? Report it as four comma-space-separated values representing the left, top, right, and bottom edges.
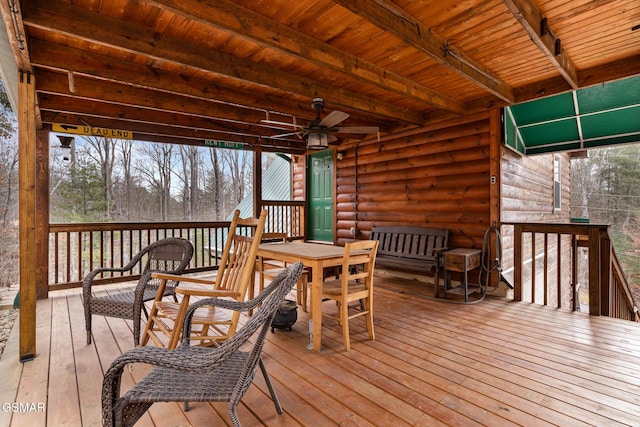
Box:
514, 54, 640, 103
144, 0, 465, 115
22, 0, 425, 124
502, 0, 579, 89
332, 0, 515, 103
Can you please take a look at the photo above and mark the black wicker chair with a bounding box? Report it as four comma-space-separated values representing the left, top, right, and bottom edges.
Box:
102, 262, 304, 427
83, 237, 194, 345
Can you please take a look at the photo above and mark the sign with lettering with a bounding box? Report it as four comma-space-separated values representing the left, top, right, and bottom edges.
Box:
52, 124, 134, 140
204, 140, 245, 150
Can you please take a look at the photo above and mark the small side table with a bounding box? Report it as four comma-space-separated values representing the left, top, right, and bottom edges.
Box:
443, 248, 482, 303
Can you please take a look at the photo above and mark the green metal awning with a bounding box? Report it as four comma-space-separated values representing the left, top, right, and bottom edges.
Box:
504, 75, 640, 155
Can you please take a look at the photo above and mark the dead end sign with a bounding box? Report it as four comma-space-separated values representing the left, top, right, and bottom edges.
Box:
52, 124, 133, 140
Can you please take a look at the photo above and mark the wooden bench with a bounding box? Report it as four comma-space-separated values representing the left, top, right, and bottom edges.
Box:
370, 226, 449, 285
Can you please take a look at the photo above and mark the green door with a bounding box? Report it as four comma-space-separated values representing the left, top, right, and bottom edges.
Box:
307, 150, 334, 242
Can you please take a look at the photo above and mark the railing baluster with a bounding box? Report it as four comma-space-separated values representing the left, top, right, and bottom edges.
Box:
65, 231, 70, 284
557, 233, 562, 309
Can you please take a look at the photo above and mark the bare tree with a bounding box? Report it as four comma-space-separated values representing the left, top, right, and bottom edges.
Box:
81, 136, 118, 219
137, 143, 173, 220
0, 80, 18, 288
223, 150, 251, 205
118, 139, 135, 220
207, 148, 223, 219
176, 145, 201, 220
0, 135, 18, 227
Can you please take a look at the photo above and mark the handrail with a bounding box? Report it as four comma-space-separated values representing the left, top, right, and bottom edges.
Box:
610, 247, 640, 321
48, 201, 305, 290
48, 221, 232, 290
504, 222, 638, 322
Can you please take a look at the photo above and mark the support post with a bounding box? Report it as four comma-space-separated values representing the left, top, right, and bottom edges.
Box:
35, 127, 50, 299
514, 225, 522, 301
18, 70, 37, 361
599, 227, 611, 316
253, 146, 262, 219
588, 227, 601, 315
488, 108, 501, 288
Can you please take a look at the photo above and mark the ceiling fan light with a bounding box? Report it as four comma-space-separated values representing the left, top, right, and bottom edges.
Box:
306, 132, 328, 150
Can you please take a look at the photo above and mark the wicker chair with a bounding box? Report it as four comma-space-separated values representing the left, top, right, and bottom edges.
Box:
83, 237, 194, 346
102, 262, 304, 427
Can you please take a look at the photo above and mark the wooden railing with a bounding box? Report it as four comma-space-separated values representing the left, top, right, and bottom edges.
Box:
505, 222, 639, 322
259, 200, 305, 239
610, 248, 639, 321
48, 201, 306, 290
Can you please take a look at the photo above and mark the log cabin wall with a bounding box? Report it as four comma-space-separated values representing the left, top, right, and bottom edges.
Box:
335, 112, 492, 249
500, 148, 573, 306
292, 154, 306, 202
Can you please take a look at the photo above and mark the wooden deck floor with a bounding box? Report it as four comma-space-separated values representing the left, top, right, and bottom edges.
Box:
2, 274, 640, 426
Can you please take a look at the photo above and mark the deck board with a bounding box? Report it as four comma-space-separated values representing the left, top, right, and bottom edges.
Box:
47, 294, 82, 426
3, 274, 640, 426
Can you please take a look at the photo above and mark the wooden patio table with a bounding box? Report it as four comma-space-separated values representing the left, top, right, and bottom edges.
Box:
257, 241, 353, 352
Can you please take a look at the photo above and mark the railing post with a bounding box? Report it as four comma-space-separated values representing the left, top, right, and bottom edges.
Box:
571, 234, 578, 311
556, 234, 562, 309
543, 233, 548, 306
531, 232, 536, 303
588, 227, 601, 316
600, 228, 611, 317
514, 224, 522, 301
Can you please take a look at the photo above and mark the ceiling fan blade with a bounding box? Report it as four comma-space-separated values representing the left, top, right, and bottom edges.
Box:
320, 110, 349, 128
327, 134, 338, 143
268, 131, 303, 139
336, 126, 379, 134
260, 119, 306, 129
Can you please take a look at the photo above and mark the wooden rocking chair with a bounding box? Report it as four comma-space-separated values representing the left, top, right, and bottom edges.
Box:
141, 209, 267, 349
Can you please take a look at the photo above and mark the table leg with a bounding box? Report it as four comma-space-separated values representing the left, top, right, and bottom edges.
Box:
463, 258, 468, 303
444, 268, 450, 298
310, 261, 323, 352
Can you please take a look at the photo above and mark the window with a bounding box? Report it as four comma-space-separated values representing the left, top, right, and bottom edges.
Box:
554, 155, 561, 211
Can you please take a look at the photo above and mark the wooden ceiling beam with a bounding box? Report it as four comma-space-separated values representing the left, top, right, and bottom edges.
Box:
42, 111, 307, 153
145, 0, 464, 115
502, 0, 578, 89
332, 0, 515, 104
28, 40, 319, 122
29, 40, 399, 133
0, 0, 31, 71
34, 68, 300, 136
22, 0, 425, 125
41, 111, 248, 144
37, 92, 304, 144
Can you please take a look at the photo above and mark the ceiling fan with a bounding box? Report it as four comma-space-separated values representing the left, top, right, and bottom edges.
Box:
264, 98, 379, 149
